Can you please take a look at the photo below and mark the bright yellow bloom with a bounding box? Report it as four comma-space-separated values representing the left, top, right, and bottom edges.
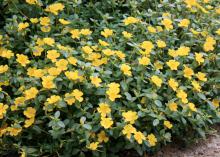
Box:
90, 76, 102, 87
195, 53, 204, 65
16, 54, 30, 67
147, 133, 157, 146
42, 76, 56, 89
43, 37, 55, 46
212, 99, 219, 108
183, 66, 194, 79
122, 111, 138, 124
55, 59, 68, 71
191, 80, 201, 92
46, 95, 61, 104
82, 46, 93, 54
176, 46, 190, 56
97, 103, 111, 117
154, 61, 163, 70
216, 28, 220, 35
100, 117, 113, 129
64, 93, 75, 105
147, 26, 157, 33
164, 120, 173, 129
98, 39, 109, 46
0, 65, 9, 74
101, 29, 113, 38
72, 89, 83, 102
0, 103, 9, 119
121, 64, 132, 76
168, 102, 178, 111
48, 67, 61, 76
87, 142, 99, 151
24, 87, 38, 100
18, 22, 29, 31
70, 29, 80, 39
7, 127, 22, 136
151, 75, 163, 87
30, 18, 38, 23
45, 3, 65, 15
122, 31, 133, 38
161, 18, 173, 30
139, 56, 150, 66
47, 50, 60, 62
65, 71, 80, 81
115, 51, 125, 60
59, 19, 70, 25
33, 46, 44, 56
24, 118, 35, 128
166, 60, 180, 70
176, 89, 188, 103
203, 36, 216, 52
67, 57, 77, 65
196, 72, 207, 82
168, 49, 178, 58
26, 0, 38, 5
188, 103, 197, 112
39, 17, 50, 26
123, 17, 140, 25
156, 40, 166, 48
23, 107, 36, 119
98, 131, 109, 143
178, 19, 190, 28
168, 78, 179, 91
80, 29, 92, 36
134, 131, 146, 144
140, 41, 154, 54
106, 83, 121, 101
122, 124, 136, 139
102, 49, 115, 56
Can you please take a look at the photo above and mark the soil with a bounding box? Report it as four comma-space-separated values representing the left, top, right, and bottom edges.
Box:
147, 125, 220, 157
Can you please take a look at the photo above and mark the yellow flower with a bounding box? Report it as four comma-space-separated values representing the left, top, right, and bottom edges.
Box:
64, 93, 75, 105
188, 103, 197, 112
48, 67, 61, 76
212, 99, 219, 108
203, 36, 216, 52
176, 46, 190, 56
191, 80, 201, 92
134, 131, 145, 144
101, 29, 113, 38
67, 57, 77, 65
18, 22, 29, 31
161, 18, 173, 30
16, 54, 30, 67
184, 0, 198, 8
122, 124, 136, 139
41, 26, 51, 32
156, 40, 166, 48
121, 64, 132, 76
45, 3, 65, 15
42, 76, 56, 89
65, 71, 80, 81
0, 65, 9, 74
122, 31, 133, 38
70, 29, 80, 39
166, 60, 180, 70
122, 111, 138, 124
24, 117, 35, 128
139, 56, 150, 66
55, 59, 68, 71
168, 102, 178, 111
97, 131, 109, 143
183, 66, 194, 79
82, 46, 93, 54
168, 49, 178, 58
100, 117, 113, 129
72, 89, 83, 102
178, 19, 190, 28
216, 28, 220, 35
80, 29, 92, 36
196, 72, 207, 82
14, 97, 25, 106
147, 26, 157, 33
102, 49, 115, 56
90, 76, 102, 87
43, 37, 55, 46
176, 89, 188, 103
168, 78, 179, 91
164, 120, 173, 129
195, 53, 204, 65
147, 133, 157, 146
33, 46, 44, 56
123, 17, 140, 25
47, 50, 60, 62
26, 0, 38, 5
7, 127, 22, 136
59, 19, 70, 25
24, 87, 38, 100
98, 39, 109, 46
46, 95, 61, 104
23, 107, 36, 119
140, 41, 154, 53
106, 83, 121, 101
0, 48, 14, 59
151, 75, 163, 87
115, 51, 125, 60
0, 103, 9, 119
87, 142, 99, 151
154, 61, 163, 70
39, 17, 50, 26
30, 18, 38, 23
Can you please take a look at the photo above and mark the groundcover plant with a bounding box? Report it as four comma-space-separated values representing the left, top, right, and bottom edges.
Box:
0, 0, 219, 156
